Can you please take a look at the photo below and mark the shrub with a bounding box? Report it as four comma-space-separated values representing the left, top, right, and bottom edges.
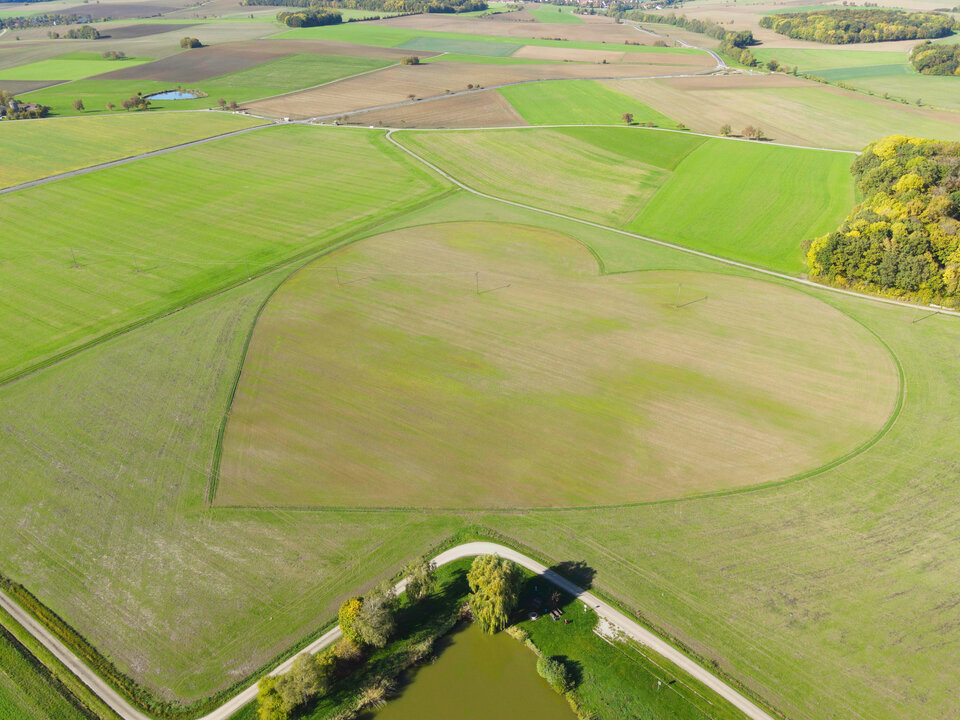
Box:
505, 625, 529, 642
536, 656, 573, 694
401, 55, 420, 65
338, 597, 364, 645
180, 37, 202, 48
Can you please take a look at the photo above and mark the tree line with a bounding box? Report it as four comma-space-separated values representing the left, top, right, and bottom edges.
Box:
910, 41, 960, 75
622, 11, 760, 67
245, 0, 486, 13
276, 8, 342, 27
0, 13, 104, 29
806, 135, 960, 306
759, 8, 956, 44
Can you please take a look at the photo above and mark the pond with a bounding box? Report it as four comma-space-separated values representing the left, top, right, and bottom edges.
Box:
364, 622, 574, 719
147, 90, 198, 100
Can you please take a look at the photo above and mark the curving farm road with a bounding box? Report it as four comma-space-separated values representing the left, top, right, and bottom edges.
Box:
0, 542, 777, 720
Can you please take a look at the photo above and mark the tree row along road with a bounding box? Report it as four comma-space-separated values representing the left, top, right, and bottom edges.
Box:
0, 542, 777, 720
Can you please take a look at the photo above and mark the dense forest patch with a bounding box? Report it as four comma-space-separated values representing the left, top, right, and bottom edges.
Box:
910, 41, 960, 75
807, 135, 960, 306
759, 9, 956, 44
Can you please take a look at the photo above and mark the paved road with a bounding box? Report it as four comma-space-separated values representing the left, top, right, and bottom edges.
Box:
1, 542, 776, 720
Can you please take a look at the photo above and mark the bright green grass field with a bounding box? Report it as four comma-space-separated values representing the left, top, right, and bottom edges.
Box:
0, 627, 91, 720
528, 2, 584, 23
629, 139, 854, 272
0, 124, 447, 382
752, 47, 909, 72
273, 22, 705, 55
0, 111, 265, 188
499, 79, 678, 126
394, 127, 852, 273
22, 53, 392, 116
852, 72, 960, 111
0, 51, 151, 81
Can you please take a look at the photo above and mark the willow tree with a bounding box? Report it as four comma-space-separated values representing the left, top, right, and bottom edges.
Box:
467, 555, 523, 634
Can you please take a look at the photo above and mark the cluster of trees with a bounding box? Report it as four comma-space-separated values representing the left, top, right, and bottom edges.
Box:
180, 36, 202, 48
258, 556, 440, 720
806, 135, 960, 305
1, 13, 103, 30
57, 24, 101, 39
759, 9, 956, 44
0, 90, 50, 119
102, 50, 127, 60
910, 40, 960, 75
245, 0, 485, 13
121, 94, 151, 110
276, 7, 341, 26
624, 12, 760, 66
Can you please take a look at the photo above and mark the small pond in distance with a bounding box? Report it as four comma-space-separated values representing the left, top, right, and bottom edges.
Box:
363, 622, 574, 719
147, 91, 198, 100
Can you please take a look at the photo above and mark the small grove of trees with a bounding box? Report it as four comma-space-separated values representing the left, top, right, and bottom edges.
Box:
806, 135, 960, 306
400, 55, 420, 65
257, 639, 359, 720
64, 24, 100, 39
121, 94, 151, 111
276, 8, 341, 26
910, 41, 960, 75
102, 50, 127, 60
180, 36, 202, 48
467, 555, 522, 634
759, 8, 956, 44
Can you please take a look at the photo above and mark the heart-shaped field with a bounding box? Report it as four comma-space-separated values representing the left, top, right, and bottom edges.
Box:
217, 222, 899, 509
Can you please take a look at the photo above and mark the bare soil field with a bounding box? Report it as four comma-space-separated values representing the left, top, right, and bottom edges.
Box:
348, 87, 527, 127
217, 221, 899, 509
95, 44, 291, 81
0, 79, 61, 93
248, 60, 710, 119
241, 37, 440, 60
99, 22, 198, 39
511, 45, 626, 63
377, 12, 646, 43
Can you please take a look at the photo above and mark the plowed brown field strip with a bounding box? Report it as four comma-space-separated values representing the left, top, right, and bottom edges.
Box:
348, 87, 527, 127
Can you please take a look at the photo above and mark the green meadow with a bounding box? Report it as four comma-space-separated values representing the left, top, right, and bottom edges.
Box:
499, 79, 678, 126
394, 127, 853, 273
0, 52, 151, 81
528, 3, 584, 23
0, 125, 446, 381
273, 22, 706, 55
22, 53, 392, 116
0, 111, 265, 188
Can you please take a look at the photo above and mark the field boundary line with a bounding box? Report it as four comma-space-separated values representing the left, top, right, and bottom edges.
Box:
0, 173, 455, 392
384, 128, 960, 321
0, 541, 779, 720
0, 121, 277, 196
204, 180, 460, 505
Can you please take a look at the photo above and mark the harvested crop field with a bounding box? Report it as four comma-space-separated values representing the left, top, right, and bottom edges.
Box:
217, 221, 899, 509
658, 72, 809, 90
247, 60, 709, 119
348, 88, 526, 127
511, 45, 626, 63
603, 78, 960, 149
57, 2, 179, 17
99, 22, 198, 39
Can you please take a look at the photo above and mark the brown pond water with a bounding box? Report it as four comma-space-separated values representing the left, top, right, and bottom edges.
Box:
363, 622, 574, 719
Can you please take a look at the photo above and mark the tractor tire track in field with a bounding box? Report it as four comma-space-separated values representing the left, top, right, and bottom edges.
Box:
0, 542, 780, 720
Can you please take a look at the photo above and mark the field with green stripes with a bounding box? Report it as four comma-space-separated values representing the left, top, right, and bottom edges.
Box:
499, 79, 678, 126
